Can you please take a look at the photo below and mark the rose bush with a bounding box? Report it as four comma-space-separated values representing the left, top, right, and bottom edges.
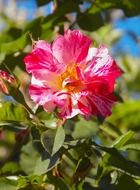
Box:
0, 1, 140, 190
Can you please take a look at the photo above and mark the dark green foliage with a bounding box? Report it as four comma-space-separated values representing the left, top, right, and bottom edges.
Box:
36, 0, 52, 7
77, 12, 104, 31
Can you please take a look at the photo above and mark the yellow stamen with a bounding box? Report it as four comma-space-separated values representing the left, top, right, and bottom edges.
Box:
57, 64, 83, 93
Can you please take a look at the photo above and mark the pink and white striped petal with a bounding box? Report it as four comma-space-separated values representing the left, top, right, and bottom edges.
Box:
52, 30, 91, 64
24, 42, 63, 74
78, 91, 117, 117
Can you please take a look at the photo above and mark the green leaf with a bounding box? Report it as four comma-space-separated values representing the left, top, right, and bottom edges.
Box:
99, 122, 122, 139
0, 53, 6, 64
117, 175, 139, 190
112, 131, 134, 149
95, 144, 140, 179
77, 12, 104, 31
33, 157, 51, 175
105, 150, 140, 179
36, 107, 52, 120
108, 100, 140, 130
54, 0, 79, 17
36, 0, 51, 6
0, 162, 20, 175
20, 141, 60, 175
36, 108, 58, 129
121, 143, 140, 151
73, 157, 91, 183
0, 102, 29, 123
0, 33, 28, 54
34, 151, 60, 175
7, 28, 22, 39
42, 0, 79, 29
48, 174, 69, 190
41, 126, 65, 155
17, 176, 28, 189
122, 0, 140, 17
89, 0, 114, 14
24, 17, 43, 39
0, 32, 13, 43
1, 53, 26, 71
72, 116, 98, 139
88, 0, 140, 17
0, 178, 18, 190
20, 142, 40, 175
28, 175, 44, 186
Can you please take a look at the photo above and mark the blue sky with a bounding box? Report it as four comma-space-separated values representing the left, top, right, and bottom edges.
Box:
16, 0, 51, 19
114, 16, 140, 57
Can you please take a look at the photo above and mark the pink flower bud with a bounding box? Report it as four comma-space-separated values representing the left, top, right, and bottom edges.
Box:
0, 70, 16, 94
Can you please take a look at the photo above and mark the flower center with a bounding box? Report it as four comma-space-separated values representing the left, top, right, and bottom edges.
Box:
61, 64, 78, 81
59, 64, 82, 93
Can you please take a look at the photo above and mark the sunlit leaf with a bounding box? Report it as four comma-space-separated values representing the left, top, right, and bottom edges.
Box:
20, 141, 60, 175
41, 126, 65, 155
99, 122, 122, 138
20, 142, 40, 175
0, 102, 29, 123
0, 33, 28, 54
72, 116, 98, 139
121, 143, 140, 151
0, 162, 20, 175
112, 131, 134, 149
34, 151, 60, 175
108, 101, 140, 130
0, 178, 18, 190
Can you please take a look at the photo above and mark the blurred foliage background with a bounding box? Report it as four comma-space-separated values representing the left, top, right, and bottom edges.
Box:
0, 0, 140, 190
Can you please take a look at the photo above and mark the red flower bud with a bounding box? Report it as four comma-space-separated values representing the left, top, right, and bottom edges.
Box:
0, 70, 16, 95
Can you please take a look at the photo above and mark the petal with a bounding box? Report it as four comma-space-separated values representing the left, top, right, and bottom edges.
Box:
33, 40, 51, 52
78, 91, 117, 117
84, 45, 122, 93
85, 45, 122, 77
31, 70, 63, 91
89, 94, 117, 117
29, 86, 79, 118
86, 47, 97, 62
84, 75, 113, 94
43, 101, 56, 112
29, 84, 57, 113
78, 100, 91, 115
55, 92, 80, 119
29, 85, 55, 106
57, 93, 72, 118
77, 66, 114, 94
24, 41, 63, 74
52, 29, 91, 64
